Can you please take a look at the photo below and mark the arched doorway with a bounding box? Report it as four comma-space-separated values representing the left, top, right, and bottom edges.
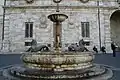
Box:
110, 10, 120, 47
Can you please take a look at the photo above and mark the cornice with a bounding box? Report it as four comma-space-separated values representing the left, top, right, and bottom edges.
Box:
3, 5, 119, 10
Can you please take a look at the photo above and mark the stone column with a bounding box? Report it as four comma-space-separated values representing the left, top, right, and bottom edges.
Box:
104, 12, 112, 53
1, 14, 10, 52
53, 22, 62, 50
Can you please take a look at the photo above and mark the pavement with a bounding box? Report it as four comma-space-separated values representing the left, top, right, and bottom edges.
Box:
94, 52, 120, 80
0, 52, 120, 80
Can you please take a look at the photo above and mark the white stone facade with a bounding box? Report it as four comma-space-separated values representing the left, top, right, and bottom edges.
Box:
0, 0, 120, 53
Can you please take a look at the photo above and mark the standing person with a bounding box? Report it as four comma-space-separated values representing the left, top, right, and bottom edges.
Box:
111, 42, 116, 57
101, 46, 106, 54
93, 46, 98, 53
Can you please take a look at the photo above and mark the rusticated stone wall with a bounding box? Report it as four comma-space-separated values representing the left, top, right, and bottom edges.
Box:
0, 0, 4, 51
1, 0, 119, 53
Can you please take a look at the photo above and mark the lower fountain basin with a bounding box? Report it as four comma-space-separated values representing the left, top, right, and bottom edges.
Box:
21, 52, 94, 71
2, 64, 113, 80
1, 52, 113, 80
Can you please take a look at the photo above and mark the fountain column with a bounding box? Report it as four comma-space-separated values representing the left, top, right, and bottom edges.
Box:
48, 0, 68, 52
48, 13, 68, 52
53, 22, 62, 50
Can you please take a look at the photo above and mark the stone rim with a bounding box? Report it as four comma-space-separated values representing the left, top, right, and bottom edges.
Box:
1, 64, 113, 80
48, 14, 68, 22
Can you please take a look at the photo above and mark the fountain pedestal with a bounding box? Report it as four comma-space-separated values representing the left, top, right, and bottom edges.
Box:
48, 13, 68, 51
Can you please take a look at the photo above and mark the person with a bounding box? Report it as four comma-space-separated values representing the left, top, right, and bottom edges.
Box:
93, 46, 98, 53
111, 42, 116, 57
101, 46, 106, 54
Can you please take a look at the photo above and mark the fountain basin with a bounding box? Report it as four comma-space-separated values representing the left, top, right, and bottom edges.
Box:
1, 52, 113, 80
48, 14, 68, 22
21, 52, 94, 71
2, 64, 113, 80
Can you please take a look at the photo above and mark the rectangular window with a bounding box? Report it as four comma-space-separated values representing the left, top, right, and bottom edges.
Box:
81, 22, 90, 37
25, 42, 31, 46
84, 41, 90, 46
25, 22, 33, 38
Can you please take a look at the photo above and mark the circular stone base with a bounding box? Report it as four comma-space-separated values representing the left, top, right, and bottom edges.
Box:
21, 52, 94, 71
1, 64, 113, 80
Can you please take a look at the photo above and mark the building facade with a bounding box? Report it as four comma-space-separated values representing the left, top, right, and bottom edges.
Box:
0, 0, 4, 51
0, 0, 120, 52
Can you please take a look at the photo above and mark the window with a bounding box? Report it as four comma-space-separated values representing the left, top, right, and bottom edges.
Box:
25, 22, 33, 38
25, 42, 31, 46
81, 22, 90, 37
117, 0, 120, 4
84, 41, 90, 46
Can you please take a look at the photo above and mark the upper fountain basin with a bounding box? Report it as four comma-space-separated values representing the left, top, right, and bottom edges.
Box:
48, 14, 68, 22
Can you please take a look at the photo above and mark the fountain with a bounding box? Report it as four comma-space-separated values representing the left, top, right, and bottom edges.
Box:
1, 0, 113, 80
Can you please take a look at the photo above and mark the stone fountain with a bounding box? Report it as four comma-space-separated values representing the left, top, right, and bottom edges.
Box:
1, 0, 113, 80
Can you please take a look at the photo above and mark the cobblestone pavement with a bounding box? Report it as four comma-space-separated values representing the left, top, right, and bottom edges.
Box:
0, 52, 120, 80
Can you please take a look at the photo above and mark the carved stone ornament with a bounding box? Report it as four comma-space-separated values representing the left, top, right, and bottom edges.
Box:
39, 14, 47, 28
40, 24, 47, 28
80, 0, 89, 3
25, 0, 34, 4
68, 20, 75, 29
40, 15, 47, 24
68, 19, 74, 25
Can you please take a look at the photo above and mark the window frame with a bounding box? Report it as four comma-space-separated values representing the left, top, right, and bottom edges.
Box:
25, 22, 33, 38
81, 22, 90, 38
25, 42, 31, 46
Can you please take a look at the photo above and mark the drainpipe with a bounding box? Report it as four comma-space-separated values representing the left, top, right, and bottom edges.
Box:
97, 0, 102, 50
1, 0, 6, 50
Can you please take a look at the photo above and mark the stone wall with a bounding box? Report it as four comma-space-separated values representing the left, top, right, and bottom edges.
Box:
0, 0, 4, 51
1, 0, 119, 52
